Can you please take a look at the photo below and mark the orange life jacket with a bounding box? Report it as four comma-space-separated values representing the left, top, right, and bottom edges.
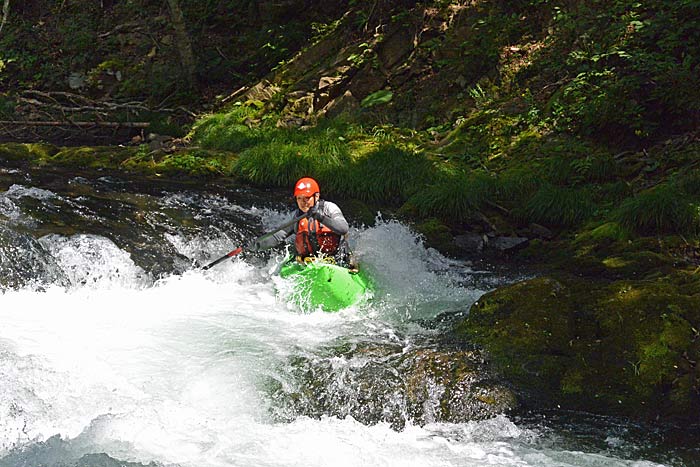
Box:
295, 217, 341, 257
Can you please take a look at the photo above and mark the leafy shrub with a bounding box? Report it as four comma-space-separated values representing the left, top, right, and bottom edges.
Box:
543, 0, 700, 146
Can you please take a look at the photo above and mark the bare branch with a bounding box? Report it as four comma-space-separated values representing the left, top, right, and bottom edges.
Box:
0, 0, 10, 35
0, 120, 150, 128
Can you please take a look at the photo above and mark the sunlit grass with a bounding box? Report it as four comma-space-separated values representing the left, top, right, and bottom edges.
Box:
405, 171, 496, 222
190, 106, 264, 152
335, 144, 436, 204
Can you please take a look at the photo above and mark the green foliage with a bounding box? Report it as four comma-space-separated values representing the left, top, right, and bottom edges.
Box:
191, 105, 264, 151
495, 166, 542, 208
540, 0, 700, 146
519, 184, 596, 227
675, 170, 700, 197
439, 110, 513, 168
545, 153, 620, 186
597, 181, 633, 204
0, 94, 16, 119
234, 140, 343, 187
616, 183, 698, 235
361, 90, 393, 108
406, 171, 495, 222
336, 145, 435, 204
160, 151, 231, 177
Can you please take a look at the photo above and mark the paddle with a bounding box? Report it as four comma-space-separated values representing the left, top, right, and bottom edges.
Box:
201, 212, 306, 270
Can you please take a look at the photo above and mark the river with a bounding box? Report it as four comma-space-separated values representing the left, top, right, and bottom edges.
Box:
0, 166, 696, 467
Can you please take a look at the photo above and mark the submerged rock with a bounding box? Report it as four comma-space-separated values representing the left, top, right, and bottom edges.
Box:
266, 340, 518, 429
0, 224, 69, 290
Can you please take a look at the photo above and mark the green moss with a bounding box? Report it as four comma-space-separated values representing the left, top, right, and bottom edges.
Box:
457, 277, 577, 397
414, 218, 458, 256
49, 146, 136, 169
0, 143, 59, 163
456, 273, 700, 420
158, 150, 236, 177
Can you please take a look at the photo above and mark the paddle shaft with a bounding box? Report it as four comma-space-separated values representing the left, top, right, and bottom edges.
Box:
201, 212, 305, 270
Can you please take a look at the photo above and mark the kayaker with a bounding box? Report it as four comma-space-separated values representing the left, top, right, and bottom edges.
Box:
248, 177, 357, 269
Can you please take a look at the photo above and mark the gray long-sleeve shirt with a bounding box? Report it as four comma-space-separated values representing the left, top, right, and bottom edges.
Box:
256, 200, 348, 250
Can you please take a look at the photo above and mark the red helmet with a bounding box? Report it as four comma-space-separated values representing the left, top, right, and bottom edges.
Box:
293, 177, 320, 197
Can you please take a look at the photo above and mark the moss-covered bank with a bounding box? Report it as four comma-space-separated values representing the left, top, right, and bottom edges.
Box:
0, 142, 238, 179
455, 271, 700, 423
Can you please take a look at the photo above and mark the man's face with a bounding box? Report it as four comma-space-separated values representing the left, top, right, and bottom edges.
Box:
295, 193, 317, 212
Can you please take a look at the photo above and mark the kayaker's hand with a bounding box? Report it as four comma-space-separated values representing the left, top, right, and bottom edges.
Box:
306, 199, 324, 221
245, 239, 262, 252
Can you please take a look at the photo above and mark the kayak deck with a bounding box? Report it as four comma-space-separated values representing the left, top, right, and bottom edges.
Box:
278, 258, 371, 312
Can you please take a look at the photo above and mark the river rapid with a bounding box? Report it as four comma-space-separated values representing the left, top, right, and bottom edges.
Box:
0, 167, 695, 467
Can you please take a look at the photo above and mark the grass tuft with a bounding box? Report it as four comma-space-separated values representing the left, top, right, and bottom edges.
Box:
234, 142, 330, 187
495, 166, 543, 208
616, 183, 697, 235
518, 183, 596, 227
336, 144, 435, 204
190, 106, 264, 151
675, 170, 700, 197
406, 171, 496, 222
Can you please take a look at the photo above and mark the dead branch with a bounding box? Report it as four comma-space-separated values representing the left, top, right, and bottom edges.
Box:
18, 90, 195, 116
97, 21, 143, 39
221, 85, 249, 104
0, 0, 9, 35
0, 120, 150, 128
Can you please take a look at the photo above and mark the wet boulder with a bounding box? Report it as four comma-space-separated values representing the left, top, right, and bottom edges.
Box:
0, 224, 69, 290
267, 339, 518, 429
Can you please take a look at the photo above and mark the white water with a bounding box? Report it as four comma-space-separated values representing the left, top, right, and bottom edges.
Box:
0, 212, 673, 466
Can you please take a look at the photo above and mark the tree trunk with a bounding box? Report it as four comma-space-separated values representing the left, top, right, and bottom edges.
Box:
165, 0, 197, 89
0, 0, 10, 35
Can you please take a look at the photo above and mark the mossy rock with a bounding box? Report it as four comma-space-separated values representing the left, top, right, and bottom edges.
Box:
50, 146, 137, 169
0, 142, 60, 164
340, 198, 377, 227
456, 277, 579, 396
414, 218, 459, 256
454, 274, 700, 422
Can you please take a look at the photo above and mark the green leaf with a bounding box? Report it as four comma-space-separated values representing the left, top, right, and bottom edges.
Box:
361, 90, 393, 108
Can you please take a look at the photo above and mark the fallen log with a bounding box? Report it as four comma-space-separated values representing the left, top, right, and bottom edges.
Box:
0, 120, 150, 128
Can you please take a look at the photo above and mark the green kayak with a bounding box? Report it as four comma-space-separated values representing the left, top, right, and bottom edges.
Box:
278, 257, 372, 312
